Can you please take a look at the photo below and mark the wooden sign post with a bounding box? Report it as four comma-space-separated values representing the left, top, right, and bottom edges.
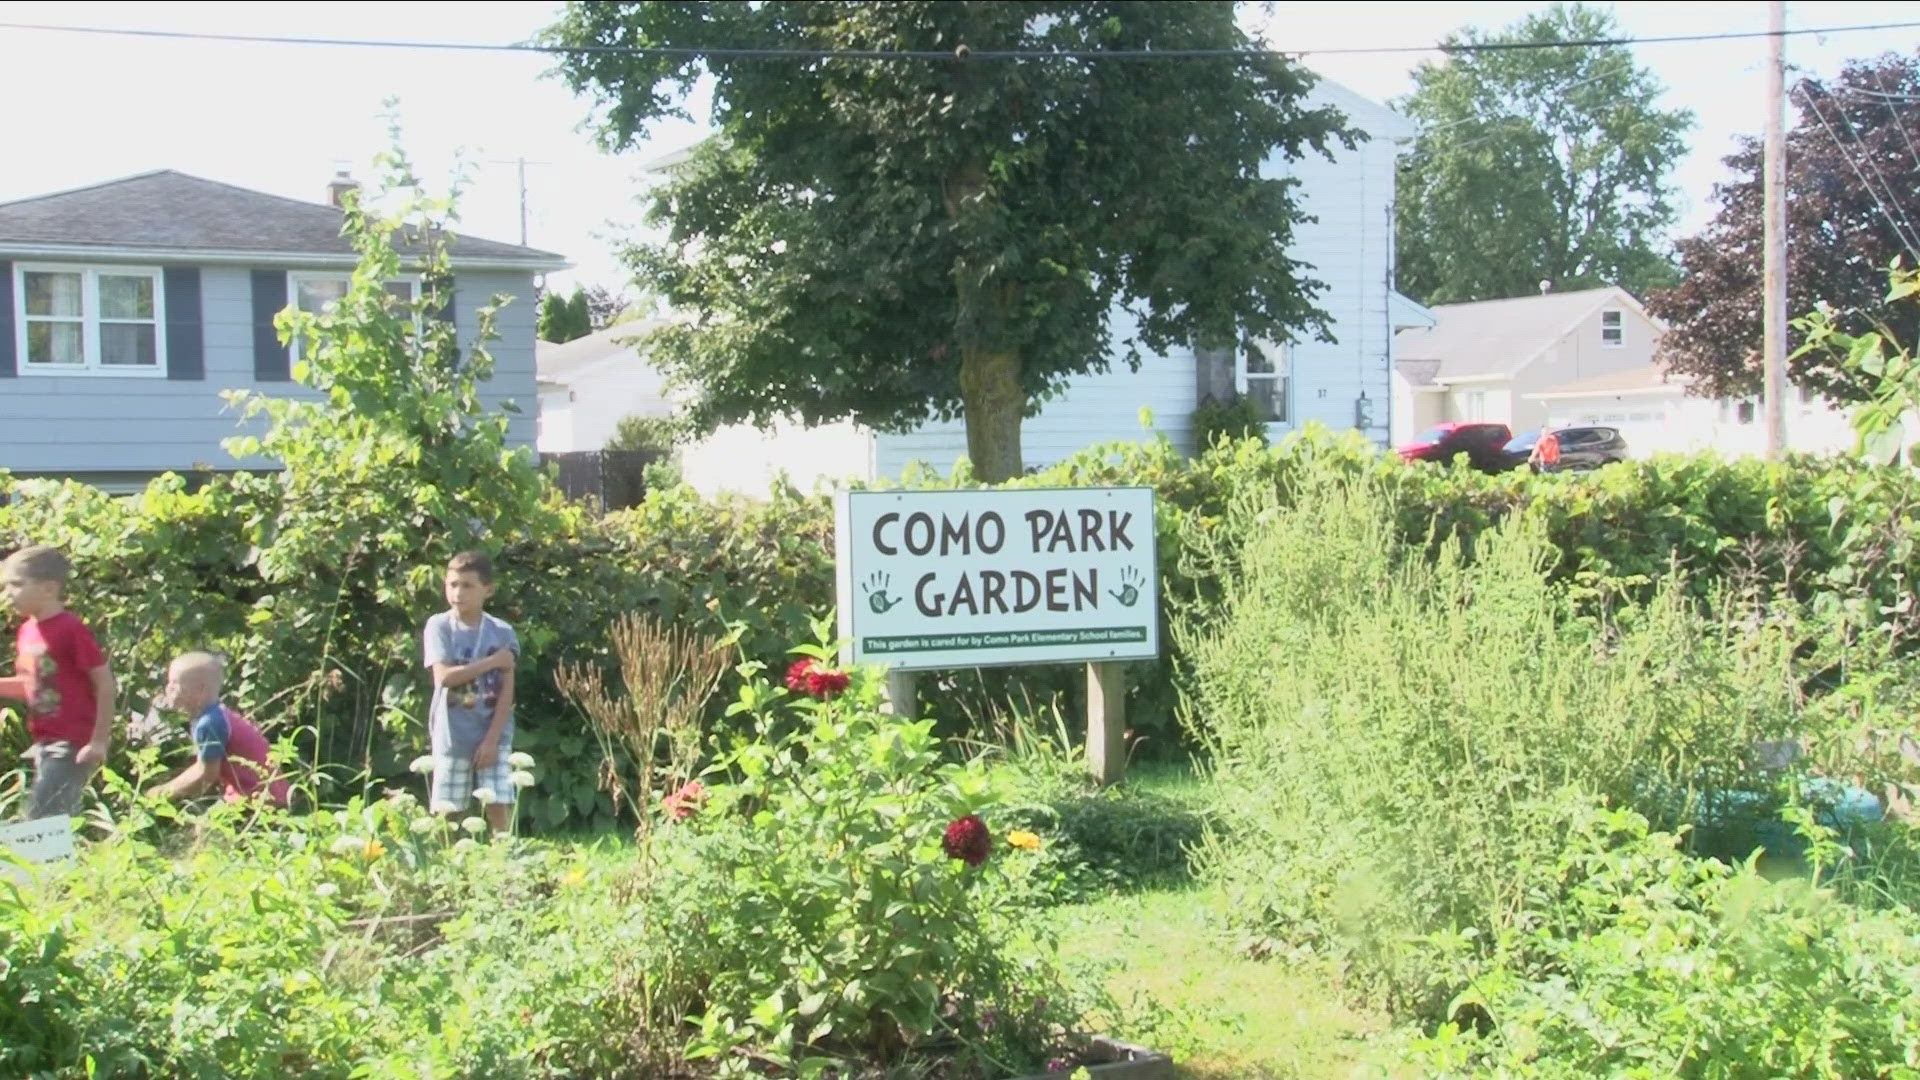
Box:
838, 487, 1158, 786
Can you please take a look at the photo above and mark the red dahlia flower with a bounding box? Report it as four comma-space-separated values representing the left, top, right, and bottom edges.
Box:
942, 814, 991, 866
785, 658, 851, 699
806, 667, 851, 698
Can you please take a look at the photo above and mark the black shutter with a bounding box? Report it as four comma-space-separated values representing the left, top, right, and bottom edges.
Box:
163, 267, 204, 380
0, 259, 14, 378
251, 269, 289, 381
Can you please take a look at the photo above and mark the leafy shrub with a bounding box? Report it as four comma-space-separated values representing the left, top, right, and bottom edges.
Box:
0, 882, 84, 1078
1190, 395, 1268, 451
649, 637, 1086, 1074
1178, 470, 1862, 1014
1409, 800, 1920, 1079
606, 413, 681, 456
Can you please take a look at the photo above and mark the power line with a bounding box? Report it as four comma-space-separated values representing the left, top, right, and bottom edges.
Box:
1, 18, 1919, 61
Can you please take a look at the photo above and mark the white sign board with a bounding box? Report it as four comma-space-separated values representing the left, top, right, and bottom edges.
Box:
835, 487, 1160, 671
0, 817, 75, 887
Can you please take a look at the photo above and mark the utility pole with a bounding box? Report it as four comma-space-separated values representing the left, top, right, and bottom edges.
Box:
488, 157, 551, 248
1762, 0, 1789, 459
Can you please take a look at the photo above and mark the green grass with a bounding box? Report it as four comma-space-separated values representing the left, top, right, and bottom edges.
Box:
1050, 882, 1408, 1079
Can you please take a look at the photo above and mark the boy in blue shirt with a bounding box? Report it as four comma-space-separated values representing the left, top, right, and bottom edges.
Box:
422, 552, 519, 833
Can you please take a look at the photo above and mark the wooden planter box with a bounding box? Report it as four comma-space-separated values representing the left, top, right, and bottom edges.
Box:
1008, 1037, 1173, 1080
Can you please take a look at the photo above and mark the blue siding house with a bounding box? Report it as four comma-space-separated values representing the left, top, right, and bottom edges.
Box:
0, 170, 567, 491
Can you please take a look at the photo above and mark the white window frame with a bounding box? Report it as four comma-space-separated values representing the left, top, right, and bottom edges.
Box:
11, 262, 167, 378
1600, 309, 1625, 348
286, 270, 425, 362
1236, 339, 1290, 426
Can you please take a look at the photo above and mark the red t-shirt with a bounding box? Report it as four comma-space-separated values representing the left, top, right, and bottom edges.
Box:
14, 611, 107, 745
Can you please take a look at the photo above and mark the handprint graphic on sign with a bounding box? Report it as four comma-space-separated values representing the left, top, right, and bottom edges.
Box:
862, 571, 905, 613
1109, 566, 1146, 608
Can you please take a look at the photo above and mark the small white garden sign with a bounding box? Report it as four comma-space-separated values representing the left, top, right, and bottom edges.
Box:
0, 817, 75, 887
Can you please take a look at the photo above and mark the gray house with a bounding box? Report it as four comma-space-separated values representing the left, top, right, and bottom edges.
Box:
0, 170, 567, 491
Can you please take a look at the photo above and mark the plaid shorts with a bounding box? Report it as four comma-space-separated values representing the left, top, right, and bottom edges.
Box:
429, 753, 516, 814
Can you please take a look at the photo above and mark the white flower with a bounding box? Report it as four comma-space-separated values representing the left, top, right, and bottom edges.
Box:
329, 835, 365, 857
509, 770, 536, 790
508, 752, 535, 770
315, 882, 339, 898
386, 791, 418, 810
409, 816, 438, 835
409, 755, 435, 775
472, 788, 498, 806
453, 837, 480, 854
460, 816, 488, 836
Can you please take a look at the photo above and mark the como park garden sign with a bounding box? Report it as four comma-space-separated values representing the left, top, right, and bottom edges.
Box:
834, 487, 1159, 783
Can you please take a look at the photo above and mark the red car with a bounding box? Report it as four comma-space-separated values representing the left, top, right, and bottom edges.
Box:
1397, 422, 1514, 472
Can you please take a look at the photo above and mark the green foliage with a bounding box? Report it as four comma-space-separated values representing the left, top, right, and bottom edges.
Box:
1177, 468, 1917, 1015
542, 0, 1355, 479
3, 647, 1087, 1078
537, 286, 592, 343
605, 413, 680, 455
1394, 2, 1691, 304
1796, 261, 1920, 463
650, 635, 1085, 1074
1189, 395, 1268, 452
216, 141, 553, 772
1408, 801, 1920, 1078
18, 412, 1920, 831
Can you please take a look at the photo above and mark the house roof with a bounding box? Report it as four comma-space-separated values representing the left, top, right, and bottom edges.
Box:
1394, 286, 1653, 384
536, 319, 667, 385
1525, 363, 1692, 401
0, 170, 567, 270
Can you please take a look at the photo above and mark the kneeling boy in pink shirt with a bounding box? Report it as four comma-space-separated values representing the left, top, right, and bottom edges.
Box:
146, 652, 291, 809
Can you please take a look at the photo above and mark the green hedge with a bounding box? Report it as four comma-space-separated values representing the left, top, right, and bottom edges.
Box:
7, 426, 1917, 830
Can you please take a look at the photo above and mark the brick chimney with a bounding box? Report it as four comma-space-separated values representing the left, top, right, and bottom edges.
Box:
327, 169, 360, 208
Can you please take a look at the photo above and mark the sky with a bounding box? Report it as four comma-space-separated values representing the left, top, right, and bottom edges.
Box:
1, 1, 1916, 294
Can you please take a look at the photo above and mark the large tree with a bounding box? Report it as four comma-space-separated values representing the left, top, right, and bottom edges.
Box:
1646, 51, 1920, 402
543, 1, 1353, 480
1394, 3, 1692, 305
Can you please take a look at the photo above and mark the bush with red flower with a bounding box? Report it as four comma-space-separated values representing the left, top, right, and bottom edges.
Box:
642, 624, 1088, 1076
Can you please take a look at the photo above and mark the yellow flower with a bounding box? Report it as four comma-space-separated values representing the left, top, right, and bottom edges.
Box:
362, 838, 386, 861
1007, 830, 1042, 852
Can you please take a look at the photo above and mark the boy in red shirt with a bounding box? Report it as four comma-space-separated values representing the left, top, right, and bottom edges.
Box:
0, 546, 116, 820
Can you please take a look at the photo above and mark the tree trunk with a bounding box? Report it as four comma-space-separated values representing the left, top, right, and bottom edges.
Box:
959, 345, 1024, 482
946, 154, 1025, 483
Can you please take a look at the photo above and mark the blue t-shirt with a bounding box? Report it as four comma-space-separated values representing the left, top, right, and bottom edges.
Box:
191, 702, 231, 763
423, 611, 520, 758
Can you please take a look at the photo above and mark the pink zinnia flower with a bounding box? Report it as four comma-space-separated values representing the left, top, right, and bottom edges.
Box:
661, 780, 705, 821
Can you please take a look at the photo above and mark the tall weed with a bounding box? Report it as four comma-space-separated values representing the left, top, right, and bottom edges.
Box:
1181, 473, 1808, 1013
